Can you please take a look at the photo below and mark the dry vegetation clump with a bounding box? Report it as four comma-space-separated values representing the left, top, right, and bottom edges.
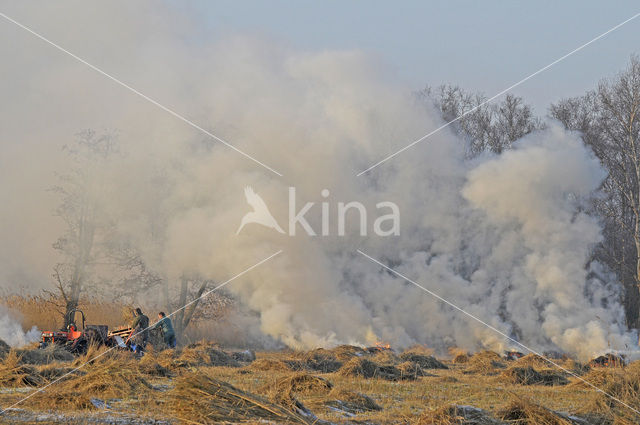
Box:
0, 351, 45, 387
500, 366, 568, 386
397, 361, 433, 379
260, 373, 333, 406
175, 340, 240, 368
576, 361, 640, 424
166, 370, 313, 424
324, 388, 381, 414
15, 344, 74, 365
298, 348, 343, 373
336, 357, 379, 379
399, 351, 448, 369
231, 349, 256, 363
137, 351, 172, 377
336, 357, 409, 381
28, 350, 151, 410
328, 344, 365, 361
498, 396, 576, 425
515, 353, 555, 369
464, 351, 507, 375
448, 347, 471, 363
37, 363, 78, 381
453, 353, 470, 364
371, 350, 402, 365
413, 404, 504, 425
561, 358, 590, 376
153, 347, 179, 369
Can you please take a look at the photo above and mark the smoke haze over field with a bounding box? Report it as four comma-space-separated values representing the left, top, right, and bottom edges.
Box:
0, 1, 634, 360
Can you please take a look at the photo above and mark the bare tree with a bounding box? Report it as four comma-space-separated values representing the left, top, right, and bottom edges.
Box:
550, 55, 640, 327
50, 130, 119, 327
418, 85, 543, 156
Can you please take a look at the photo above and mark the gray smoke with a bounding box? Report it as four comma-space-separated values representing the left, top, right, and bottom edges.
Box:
0, 1, 634, 360
0, 307, 40, 347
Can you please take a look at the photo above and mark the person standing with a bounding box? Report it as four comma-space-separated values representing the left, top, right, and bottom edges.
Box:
152, 312, 176, 348
130, 307, 150, 354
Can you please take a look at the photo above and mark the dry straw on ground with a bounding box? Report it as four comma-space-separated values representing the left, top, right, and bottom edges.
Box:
247, 358, 299, 372
166, 370, 314, 424
15, 345, 74, 365
498, 396, 576, 425
174, 340, 240, 368
0, 351, 45, 387
33, 349, 150, 410
500, 366, 568, 386
324, 388, 381, 413
413, 404, 504, 425
337, 357, 411, 381
576, 360, 640, 424
399, 351, 448, 369
464, 351, 507, 375
296, 348, 343, 373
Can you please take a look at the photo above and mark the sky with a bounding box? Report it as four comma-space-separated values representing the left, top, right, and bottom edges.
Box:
178, 0, 640, 113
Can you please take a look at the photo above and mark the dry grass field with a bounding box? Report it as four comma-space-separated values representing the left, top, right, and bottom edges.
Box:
0, 339, 637, 424
0, 297, 638, 424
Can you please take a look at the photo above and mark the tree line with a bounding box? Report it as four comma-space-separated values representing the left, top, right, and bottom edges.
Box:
421, 55, 640, 329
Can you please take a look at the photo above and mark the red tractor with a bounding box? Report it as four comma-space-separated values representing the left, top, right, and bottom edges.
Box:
39, 308, 133, 354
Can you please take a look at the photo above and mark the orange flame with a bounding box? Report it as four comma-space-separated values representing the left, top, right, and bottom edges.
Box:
375, 341, 391, 350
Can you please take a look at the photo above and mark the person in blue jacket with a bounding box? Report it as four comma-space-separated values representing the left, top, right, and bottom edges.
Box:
153, 311, 176, 348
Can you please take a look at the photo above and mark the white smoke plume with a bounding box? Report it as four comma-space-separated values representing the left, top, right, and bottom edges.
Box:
0, 307, 40, 347
0, 1, 635, 360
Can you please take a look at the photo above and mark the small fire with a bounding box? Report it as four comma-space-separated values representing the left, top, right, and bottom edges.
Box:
375, 341, 391, 350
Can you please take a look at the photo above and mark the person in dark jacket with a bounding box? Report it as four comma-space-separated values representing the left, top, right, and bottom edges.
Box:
152, 312, 176, 348
130, 307, 149, 354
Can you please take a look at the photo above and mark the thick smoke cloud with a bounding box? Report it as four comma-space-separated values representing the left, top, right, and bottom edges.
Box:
0, 1, 633, 359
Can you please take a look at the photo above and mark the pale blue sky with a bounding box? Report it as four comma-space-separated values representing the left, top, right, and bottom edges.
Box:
181, 1, 639, 114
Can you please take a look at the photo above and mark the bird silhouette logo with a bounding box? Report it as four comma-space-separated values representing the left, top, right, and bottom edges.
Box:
237, 186, 285, 235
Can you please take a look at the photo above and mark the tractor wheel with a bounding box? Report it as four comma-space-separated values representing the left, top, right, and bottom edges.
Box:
84, 328, 105, 346
70, 339, 88, 355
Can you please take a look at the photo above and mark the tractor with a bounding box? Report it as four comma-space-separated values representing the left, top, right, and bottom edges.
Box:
39, 308, 133, 354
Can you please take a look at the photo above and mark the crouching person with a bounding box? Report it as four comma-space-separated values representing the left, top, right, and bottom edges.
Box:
153, 312, 176, 349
